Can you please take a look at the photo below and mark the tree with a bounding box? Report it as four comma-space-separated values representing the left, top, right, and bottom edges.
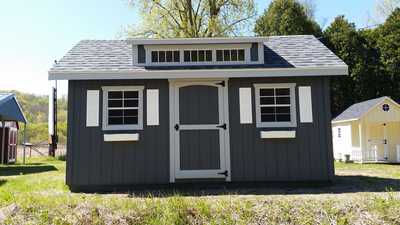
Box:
375, 8, 400, 100
126, 0, 256, 38
323, 16, 382, 116
376, 0, 400, 19
254, 0, 321, 36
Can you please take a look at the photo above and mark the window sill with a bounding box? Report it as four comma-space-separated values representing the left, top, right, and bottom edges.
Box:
256, 122, 297, 128
104, 133, 139, 142
260, 131, 296, 139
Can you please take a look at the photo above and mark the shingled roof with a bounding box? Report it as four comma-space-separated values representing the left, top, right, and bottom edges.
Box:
332, 96, 396, 123
50, 35, 345, 72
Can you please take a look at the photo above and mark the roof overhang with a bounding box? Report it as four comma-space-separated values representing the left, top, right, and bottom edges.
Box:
331, 118, 359, 124
129, 37, 267, 45
0, 95, 28, 124
48, 66, 348, 80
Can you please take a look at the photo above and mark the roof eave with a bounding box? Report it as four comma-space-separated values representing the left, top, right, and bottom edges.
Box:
128, 37, 269, 45
48, 66, 348, 80
331, 118, 359, 124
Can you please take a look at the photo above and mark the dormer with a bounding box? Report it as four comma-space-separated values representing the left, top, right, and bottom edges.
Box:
130, 37, 266, 67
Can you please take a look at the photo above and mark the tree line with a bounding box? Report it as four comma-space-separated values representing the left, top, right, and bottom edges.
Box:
129, 0, 400, 117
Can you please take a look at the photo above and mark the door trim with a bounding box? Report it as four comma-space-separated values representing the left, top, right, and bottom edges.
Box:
168, 79, 231, 182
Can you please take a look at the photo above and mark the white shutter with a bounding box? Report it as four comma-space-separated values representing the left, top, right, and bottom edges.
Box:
239, 87, 252, 124
299, 86, 313, 123
86, 90, 99, 127
147, 89, 159, 126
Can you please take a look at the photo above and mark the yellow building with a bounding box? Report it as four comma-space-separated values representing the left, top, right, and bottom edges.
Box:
332, 96, 400, 163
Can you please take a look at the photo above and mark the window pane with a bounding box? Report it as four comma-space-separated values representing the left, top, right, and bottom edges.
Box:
260, 89, 274, 96
223, 50, 230, 61
108, 91, 122, 99
124, 99, 138, 107
198, 50, 205, 62
184, 51, 190, 62
261, 114, 275, 122
151, 51, 158, 62
261, 107, 275, 114
231, 49, 238, 61
260, 97, 274, 105
108, 99, 122, 107
109, 109, 123, 117
166, 51, 173, 62
216, 50, 223, 61
124, 91, 138, 99
174, 51, 180, 62
109, 117, 123, 125
276, 106, 290, 114
205, 50, 212, 61
276, 88, 290, 96
238, 49, 245, 61
159, 51, 166, 62
276, 96, 290, 104
124, 109, 138, 117
276, 114, 291, 122
191, 50, 198, 61
124, 116, 138, 124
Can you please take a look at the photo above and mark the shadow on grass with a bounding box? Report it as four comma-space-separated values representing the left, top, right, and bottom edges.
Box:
0, 165, 57, 177
0, 179, 6, 186
71, 175, 400, 196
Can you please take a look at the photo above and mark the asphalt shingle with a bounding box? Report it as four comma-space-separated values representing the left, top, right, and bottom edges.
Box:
332, 97, 388, 122
50, 35, 346, 73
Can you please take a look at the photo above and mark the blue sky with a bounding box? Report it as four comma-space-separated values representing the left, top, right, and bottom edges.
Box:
0, 0, 377, 95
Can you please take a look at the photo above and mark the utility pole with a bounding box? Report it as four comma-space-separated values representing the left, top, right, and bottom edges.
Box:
49, 83, 58, 157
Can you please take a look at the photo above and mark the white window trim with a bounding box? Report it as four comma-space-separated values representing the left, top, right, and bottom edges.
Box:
254, 83, 297, 128
102, 86, 144, 131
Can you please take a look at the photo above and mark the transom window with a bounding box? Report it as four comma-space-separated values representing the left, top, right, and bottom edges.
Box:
183, 50, 212, 62
254, 83, 297, 127
216, 49, 245, 62
151, 50, 180, 63
102, 86, 144, 130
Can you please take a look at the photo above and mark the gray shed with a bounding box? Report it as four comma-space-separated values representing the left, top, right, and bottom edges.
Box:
49, 36, 348, 191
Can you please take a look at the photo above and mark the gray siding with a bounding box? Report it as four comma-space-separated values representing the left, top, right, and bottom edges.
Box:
250, 43, 259, 61
137, 45, 146, 64
228, 77, 334, 182
66, 79, 170, 188
66, 76, 334, 189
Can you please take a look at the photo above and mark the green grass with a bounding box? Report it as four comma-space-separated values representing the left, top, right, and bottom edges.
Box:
0, 158, 399, 224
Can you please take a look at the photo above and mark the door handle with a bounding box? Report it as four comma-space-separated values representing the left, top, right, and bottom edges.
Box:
218, 170, 228, 177
216, 123, 227, 130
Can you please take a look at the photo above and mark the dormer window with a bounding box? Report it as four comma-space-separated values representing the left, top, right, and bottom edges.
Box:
183, 50, 212, 62
140, 42, 263, 66
151, 50, 180, 63
216, 49, 245, 62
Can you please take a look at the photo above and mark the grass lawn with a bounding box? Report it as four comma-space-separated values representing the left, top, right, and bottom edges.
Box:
1, 157, 400, 224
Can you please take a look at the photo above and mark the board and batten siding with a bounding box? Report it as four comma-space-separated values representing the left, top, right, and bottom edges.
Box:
66, 79, 170, 189
228, 77, 334, 182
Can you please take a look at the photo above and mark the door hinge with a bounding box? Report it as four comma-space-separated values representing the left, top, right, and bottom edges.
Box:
216, 123, 227, 130
218, 170, 228, 177
174, 124, 179, 131
216, 81, 225, 87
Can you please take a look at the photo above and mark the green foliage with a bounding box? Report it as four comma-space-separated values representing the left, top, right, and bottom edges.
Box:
322, 16, 382, 115
376, 8, 400, 89
1, 158, 400, 224
323, 9, 400, 116
0, 90, 67, 144
127, 0, 256, 38
254, 0, 321, 36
